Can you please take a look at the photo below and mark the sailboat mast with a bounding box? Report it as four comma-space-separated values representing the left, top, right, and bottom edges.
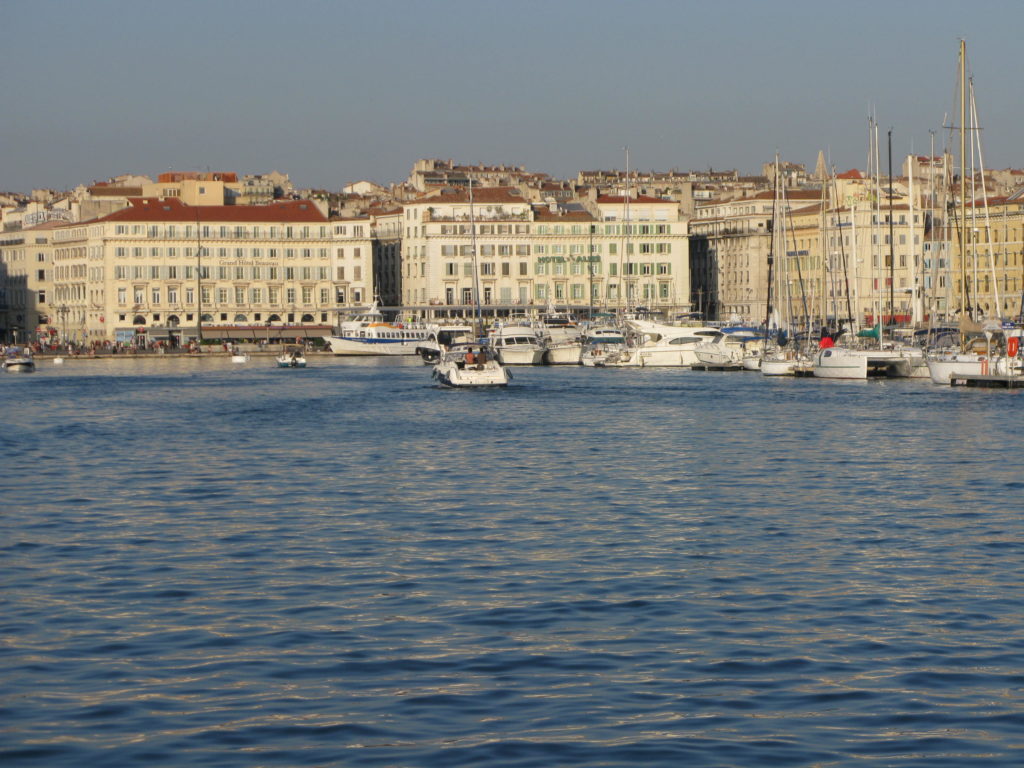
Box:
195, 207, 203, 345
888, 128, 896, 331
762, 156, 778, 342
959, 38, 967, 320
469, 178, 483, 337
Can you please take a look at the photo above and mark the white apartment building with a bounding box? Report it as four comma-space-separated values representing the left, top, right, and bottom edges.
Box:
399, 187, 690, 314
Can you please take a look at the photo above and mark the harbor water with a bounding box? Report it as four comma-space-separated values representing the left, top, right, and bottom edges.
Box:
2, 357, 1023, 767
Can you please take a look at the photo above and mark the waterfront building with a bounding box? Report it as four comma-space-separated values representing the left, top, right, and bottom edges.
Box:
44, 197, 373, 345
398, 187, 690, 316
690, 190, 821, 322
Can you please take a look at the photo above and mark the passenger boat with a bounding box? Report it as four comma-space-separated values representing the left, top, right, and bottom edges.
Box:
324, 301, 433, 356
432, 342, 510, 388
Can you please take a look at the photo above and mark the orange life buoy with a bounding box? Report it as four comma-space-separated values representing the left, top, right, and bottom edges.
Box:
1008, 336, 1019, 358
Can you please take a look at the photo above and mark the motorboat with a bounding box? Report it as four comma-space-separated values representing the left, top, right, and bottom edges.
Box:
230, 348, 250, 364
276, 346, 307, 368
488, 323, 546, 365
415, 323, 475, 364
324, 301, 433, 356
432, 342, 510, 388
580, 326, 627, 367
602, 318, 725, 367
692, 329, 762, 370
2, 354, 36, 373
538, 310, 583, 365
543, 339, 583, 365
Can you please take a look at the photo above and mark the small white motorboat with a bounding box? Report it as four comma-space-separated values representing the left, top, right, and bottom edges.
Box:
432, 342, 509, 388
276, 346, 307, 368
2, 355, 36, 373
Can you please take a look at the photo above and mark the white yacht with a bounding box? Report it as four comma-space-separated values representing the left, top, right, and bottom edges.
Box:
324, 301, 433, 356
432, 342, 510, 388
692, 329, 762, 370
489, 323, 546, 365
601, 318, 722, 367
538, 311, 583, 365
580, 326, 627, 367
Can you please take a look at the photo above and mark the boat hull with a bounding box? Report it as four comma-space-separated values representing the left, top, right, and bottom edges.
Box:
433, 361, 510, 387
324, 336, 423, 356
2, 359, 36, 372
543, 342, 582, 365
926, 354, 987, 384
495, 347, 545, 365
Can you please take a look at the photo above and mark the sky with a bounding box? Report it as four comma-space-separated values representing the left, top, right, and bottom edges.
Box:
2, 0, 1021, 193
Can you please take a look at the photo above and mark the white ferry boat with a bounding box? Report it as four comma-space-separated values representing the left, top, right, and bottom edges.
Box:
323, 302, 433, 356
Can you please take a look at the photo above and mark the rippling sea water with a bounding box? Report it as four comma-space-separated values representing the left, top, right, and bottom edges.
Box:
2, 356, 1023, 767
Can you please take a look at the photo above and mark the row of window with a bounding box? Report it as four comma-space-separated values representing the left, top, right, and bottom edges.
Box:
116, 286, 336, 307
110, 246, 362, 260
112, 224, 364, 239
431, 223, 675, 236
111, 265, 364, 281
435, 282, 675, 303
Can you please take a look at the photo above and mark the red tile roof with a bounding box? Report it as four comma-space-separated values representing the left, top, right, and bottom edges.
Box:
100, 197, 327, 223
836, 169, 864, 180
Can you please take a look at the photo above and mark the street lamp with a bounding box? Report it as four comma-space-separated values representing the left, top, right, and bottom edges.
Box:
57, 304, 69, 346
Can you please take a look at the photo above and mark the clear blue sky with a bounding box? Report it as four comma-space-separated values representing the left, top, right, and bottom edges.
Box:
2, 0, 1020, 193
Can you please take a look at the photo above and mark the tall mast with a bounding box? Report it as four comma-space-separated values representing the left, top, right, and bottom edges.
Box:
195, 207, 203, 345
618, 147, 626, 313
887, 128, 896, 331
469, 178, 483, 337
959, 38, 967, 320
762, 155, 778, 343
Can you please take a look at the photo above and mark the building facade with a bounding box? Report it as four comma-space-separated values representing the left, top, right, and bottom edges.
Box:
398, 188, 690, 315
44, 197, 374, 345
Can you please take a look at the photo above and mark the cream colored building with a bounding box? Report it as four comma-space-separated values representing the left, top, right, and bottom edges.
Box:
399, 187, 690, 314
46, 197, 374, 345
0, 222, 59, 344
690, 190, 820, 322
